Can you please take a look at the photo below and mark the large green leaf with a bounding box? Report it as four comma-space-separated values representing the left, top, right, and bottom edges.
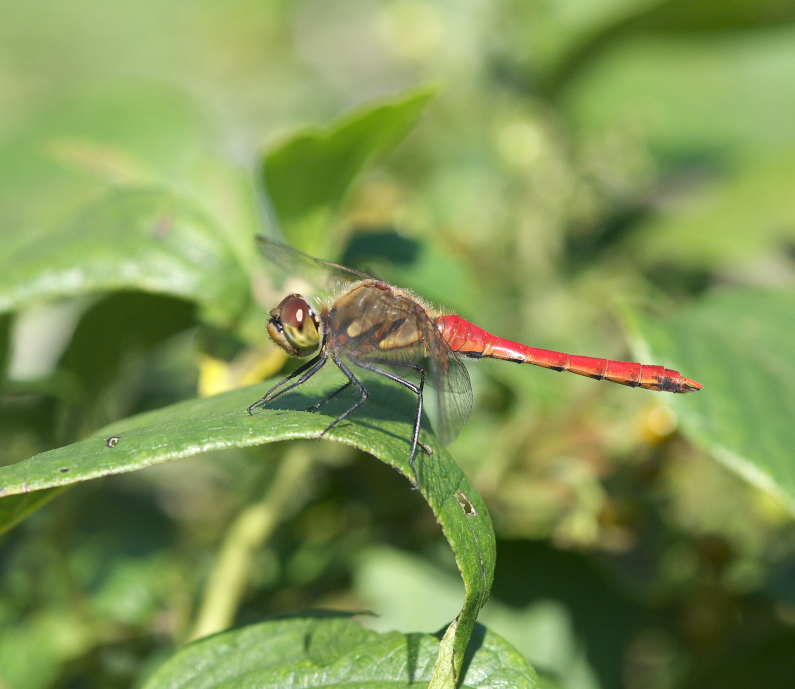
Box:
632, 154, 795, 271
262, 85, 437, 254
565, 27, 795, 156
0, 188, 249, 327
0, 83, 210, 235
0, 376, 495, 680
354, 546, 602, 689
547, 0, 795, 94
631, 288, 795, 513
142, 615, 537, 689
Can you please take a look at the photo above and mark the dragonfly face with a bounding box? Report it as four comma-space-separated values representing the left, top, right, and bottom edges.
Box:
267, 294, 322, 357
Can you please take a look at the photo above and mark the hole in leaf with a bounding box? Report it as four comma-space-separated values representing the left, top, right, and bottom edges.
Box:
457, 492, 477, 517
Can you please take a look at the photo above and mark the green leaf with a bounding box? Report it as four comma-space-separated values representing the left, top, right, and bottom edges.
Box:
0, 376, 495, 679
0, 83, 209, 234
547, 0, 795, 94
263, 85, 437, 254
429, 621, 457, 689
0, 188, 249, 327
565, 28, 795, 156
0, 488, 65, 536
633, 154, 795, 271
353, 546, 602, 689
142, 616, 537, 689
631, 288, 795, 514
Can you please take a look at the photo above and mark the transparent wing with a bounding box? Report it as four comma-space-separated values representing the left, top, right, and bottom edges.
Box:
257, 236, 372, 300
427, 328, 473, 446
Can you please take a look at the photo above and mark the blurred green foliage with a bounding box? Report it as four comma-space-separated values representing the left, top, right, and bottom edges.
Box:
1, 0, 795, 688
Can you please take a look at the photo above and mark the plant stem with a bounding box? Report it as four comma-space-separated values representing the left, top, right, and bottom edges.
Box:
186, 444, 315, 642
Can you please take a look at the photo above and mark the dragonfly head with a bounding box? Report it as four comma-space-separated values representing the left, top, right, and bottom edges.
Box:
267, 294, 321, 357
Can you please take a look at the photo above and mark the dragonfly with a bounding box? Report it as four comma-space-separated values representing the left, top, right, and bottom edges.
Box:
248, 238, 702, 483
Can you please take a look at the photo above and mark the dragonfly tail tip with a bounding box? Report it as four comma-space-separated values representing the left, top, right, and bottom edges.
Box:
682, 378, 703, 392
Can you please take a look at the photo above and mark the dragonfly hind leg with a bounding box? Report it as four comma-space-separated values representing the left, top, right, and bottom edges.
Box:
320, 355, 369, 437
304, 381, 353, 412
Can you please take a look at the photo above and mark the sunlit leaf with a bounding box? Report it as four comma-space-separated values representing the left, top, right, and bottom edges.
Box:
0, 83, 209, 234
142, 616, 537, 689
355, 546, 603, 689
632, 154, 795, 270
549, 0, 795, 90
0, 376, 495, 678
565, 28, 795, 156
0, 188, 249, 327
262, 85, 437, 254
632, 288, 795, 514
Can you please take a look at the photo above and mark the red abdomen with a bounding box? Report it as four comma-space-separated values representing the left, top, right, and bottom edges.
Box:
436, 315, 702, 394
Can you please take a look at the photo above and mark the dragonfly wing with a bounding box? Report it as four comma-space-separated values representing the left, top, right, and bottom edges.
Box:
427, 329, 473, 446
256, 236, 372, 298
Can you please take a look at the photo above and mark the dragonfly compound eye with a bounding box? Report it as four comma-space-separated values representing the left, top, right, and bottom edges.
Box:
267, 294, 320, 357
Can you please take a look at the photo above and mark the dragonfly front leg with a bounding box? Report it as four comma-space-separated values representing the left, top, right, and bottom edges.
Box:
247, 352, 328, 413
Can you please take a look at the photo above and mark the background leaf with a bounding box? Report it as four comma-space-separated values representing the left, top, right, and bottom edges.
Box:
0, 83, 210, 235
564, 27, 795, 156
142, 615, 537, 689
263, 85, 437, 254
632, 288, 795, 512
631, 155, 795, 271
0, 189, 249, 326
0, 489, 64, 536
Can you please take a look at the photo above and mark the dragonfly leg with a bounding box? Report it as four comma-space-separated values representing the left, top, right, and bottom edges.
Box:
305, 381, 353, 412
320, 355, 369, 437
347, 357, 425, 487
247, 352, 328, 413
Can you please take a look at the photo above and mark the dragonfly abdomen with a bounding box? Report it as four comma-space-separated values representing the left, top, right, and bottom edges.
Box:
436, 315, 702, 394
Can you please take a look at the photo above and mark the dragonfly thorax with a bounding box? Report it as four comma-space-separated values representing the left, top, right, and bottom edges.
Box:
267, 294, 321, 358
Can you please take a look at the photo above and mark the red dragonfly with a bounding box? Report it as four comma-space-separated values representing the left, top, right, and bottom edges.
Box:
249, 238, 702, 482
